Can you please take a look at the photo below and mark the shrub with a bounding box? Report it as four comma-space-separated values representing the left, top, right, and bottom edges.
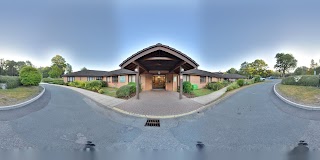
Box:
52, 79, 64, 85
99, 80, 107, 87
0, 76, 20, 89
281, 75, 318, 87
227, 82, 240, 92
183, 81, 193, 93
128, 82, 142, 92
19, 66, 42, 86
84, 80, 103, 91
116, 85, 135, 98
207, 82, 224, 91
98, 89, 104, 94
42, 78, 54, 83
245, 79, 255, 85
237, 79, 245, 87
253, 75, 261, 83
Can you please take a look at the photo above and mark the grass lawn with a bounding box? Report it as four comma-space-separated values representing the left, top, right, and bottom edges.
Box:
277, 84, 320, 106
101, 87, 118, 97
0, 86, 43, 106
192, 88, 214, 97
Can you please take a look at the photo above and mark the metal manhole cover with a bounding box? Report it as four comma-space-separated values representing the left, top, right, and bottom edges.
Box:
145, 119, 160, 127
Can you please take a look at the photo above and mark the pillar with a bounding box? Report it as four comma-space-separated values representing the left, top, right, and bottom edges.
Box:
179, 66, 183, 99
136, 66, 140, 99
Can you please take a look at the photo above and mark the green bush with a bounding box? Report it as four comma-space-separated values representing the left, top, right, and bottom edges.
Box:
52, 79, 64, 85
253, 75, 261, 83
42, 78, 54, 83
0, 76, 20, 89
245, 79, 255, 85
227, 82, 240, 92
237, 79, 245, 87
206, 82, 224, 91
183, 81, 193, 93
19, 66, 42, 86
281, 75, 319, 87
84, 80, 103, 91
98, 89, 104, 94
99, 80, 107, 87
116, 85, 135, 98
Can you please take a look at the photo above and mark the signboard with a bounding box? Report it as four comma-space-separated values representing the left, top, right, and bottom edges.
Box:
119, 76, 126, 83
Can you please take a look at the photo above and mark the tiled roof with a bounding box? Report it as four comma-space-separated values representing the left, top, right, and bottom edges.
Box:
62, 69, 136, 77
62, 70, 108, 77
182, 69, 224, 78
119, 43, 199, 67
222, 73, 246, 79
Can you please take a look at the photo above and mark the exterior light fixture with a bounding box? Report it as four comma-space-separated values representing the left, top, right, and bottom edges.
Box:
180, 68, 184, 72
135, 68, 138, 72
158, 71, 160, 75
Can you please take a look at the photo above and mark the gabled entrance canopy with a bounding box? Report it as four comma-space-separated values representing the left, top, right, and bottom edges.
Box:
119, 43, 199, 73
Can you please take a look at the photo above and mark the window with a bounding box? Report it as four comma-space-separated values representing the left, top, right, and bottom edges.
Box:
183, 75, 190, 82
200, 76, 206, 83
119, 76, 126, 83
107, 77, 111, 83
67, 77, 75, 82
128, 75, 135, 82
112, 76, 118, 83
208, 77, 212, 82
87, 77, 95, 81
96, 77, 103, 80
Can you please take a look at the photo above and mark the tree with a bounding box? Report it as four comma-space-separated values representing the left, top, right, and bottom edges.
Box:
4, 60, 18, 76
49, 65, 63, 78
81, 67, 88, 71
16, 61, 27, 72
274, 53, 297, 77
51, 55, 66, 71
0, 59, 5, 75
19, 66, 42, 86
26, 60, 33, 67
227, 68, 238, 74
250, 59, 268, 76
294, 66, 309, 75
65, 63, 72, 74
38, 66, 51, 78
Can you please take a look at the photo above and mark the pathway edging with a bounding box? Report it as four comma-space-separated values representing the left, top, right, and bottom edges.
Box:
273, 83, 320, 110
0, 85, 46, 111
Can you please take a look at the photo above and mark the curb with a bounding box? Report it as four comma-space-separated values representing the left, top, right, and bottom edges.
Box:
273, 83, 320, 110
0, 85, 46, 111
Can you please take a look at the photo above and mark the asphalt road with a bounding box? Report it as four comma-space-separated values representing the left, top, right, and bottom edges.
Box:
1, 80, 320, 151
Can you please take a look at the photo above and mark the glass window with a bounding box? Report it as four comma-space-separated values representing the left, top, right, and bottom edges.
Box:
183, 75, 190, 82
87, 77, 95, 81
200, 76, 206, 83
67, 77, 75, 82
112, 76, 118, 83
107, 77, 111, 83
128, 75, 136, 82
96, 77, 103, 80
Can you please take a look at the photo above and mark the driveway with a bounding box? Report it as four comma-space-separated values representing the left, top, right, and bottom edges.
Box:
1, 80, 320, 151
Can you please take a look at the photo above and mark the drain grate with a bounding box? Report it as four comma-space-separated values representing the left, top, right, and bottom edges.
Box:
145, 119, 160, 127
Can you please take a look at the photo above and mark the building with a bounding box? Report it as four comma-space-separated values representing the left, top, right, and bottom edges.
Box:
62, 43, 245, 98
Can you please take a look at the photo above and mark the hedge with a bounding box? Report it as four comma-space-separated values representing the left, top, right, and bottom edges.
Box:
281, 75, 319, 87
19, 66, 42, 86
206, 82, 224, 91
183, 81, 193, 93
0, 76, 20, 89
237, 79, 245, 87
116, 85, 135, 98
227, 82, 240, 91
84, 80, 103, 91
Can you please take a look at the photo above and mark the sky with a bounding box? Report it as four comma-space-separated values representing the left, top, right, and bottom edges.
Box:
0, 0, 319, 72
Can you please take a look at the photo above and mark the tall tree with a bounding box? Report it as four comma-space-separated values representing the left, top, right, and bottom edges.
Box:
274, 53, 297, 77
38, 66, 51, 78
48, 65, 63, 78
294, 66, 309, 75
51, 55, 66, 71
81, 67, 88, 71
250, 59, 269, 76
4, 60, 18, 76
16, 61, 27, 72
65, 63, 72, 74
227, 68, 238, 74
26, 60, 33, 67
0, 59, 5, 75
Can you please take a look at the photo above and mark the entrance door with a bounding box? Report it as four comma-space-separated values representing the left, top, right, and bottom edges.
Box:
152, 75, 166, 89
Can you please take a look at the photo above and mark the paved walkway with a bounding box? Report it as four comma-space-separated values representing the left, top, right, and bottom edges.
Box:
191, 86, 227, 105
44, 83, 125, 108
115, 90, 203, 117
